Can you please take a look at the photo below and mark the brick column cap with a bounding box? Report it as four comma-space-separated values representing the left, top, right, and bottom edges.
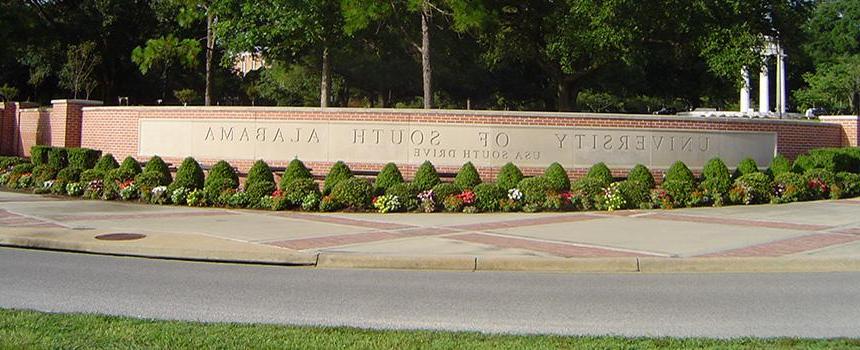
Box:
50, 99, 103, 106
820, 115, 860, 121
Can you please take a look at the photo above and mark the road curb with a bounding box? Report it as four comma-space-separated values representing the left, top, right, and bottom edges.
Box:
638, 257, 860, 273
476, 256, 639, 273
0, 236, 318, 266
316, 253, 477, 271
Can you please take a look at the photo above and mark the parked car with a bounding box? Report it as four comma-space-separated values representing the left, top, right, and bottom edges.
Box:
653, 107, 678, 115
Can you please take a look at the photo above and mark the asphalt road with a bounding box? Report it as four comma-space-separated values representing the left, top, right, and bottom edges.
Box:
1, 247, 858, 338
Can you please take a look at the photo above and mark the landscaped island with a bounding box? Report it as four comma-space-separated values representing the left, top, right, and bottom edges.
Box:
1, 145, 859, 214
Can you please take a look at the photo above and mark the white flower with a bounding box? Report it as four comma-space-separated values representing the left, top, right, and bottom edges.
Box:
151, 186, 168, 195
508, 188, 523, 201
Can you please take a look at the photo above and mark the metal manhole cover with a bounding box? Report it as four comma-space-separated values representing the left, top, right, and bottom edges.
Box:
95, 233, 147, 241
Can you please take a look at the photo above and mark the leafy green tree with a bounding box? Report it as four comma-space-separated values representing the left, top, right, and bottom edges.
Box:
59, 41, 101, 99
132, 35, 201, 102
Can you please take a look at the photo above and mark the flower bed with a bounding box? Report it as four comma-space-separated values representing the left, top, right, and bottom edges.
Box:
2, 146, 860, 213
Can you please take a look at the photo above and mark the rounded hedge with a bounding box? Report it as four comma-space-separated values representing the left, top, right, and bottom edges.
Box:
627, 164, 655, 189
496, 163, 524, 191
385, 182, 419, 211
734, 158, 759, 178
701, 158, 731, 198
144, 155, 172, 185
170, 157, 205, 191
413, 161, 440, 191
453, 162, 482, 190
544, 162, 570, 192
431, 183, 461, 202
474, 183, 505, 212
804, 168, 837, 187
518, 176, 554, 205
837, 172, 860, 198
245, 180, 277, 205
662, 179, 695, 207
94, 154, 119, 172
67, 148, 101, 169
571, 177, 605, 210
331, 177, 373, 209
246, 160, 274, 190
586, 162, 613, 187
768, 155, 792, 176
374, 163, 404, 195
773, 172, 809, 203
665, 161, 694, 184
284, 178, 321, 206
731, 172, 772, 204
119, 156, 142, 175
281, 158, 313, 188
204, 177, 238, 204
323, 161, 353, 195
616, 180, 651, 210
205, 160, 239, 189
134, 171, 164, 191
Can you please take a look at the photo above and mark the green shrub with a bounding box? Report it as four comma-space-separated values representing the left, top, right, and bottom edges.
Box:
772, 172, 809, 203
571, 177, 605, 210
119, 156, 142, 175
413, 161, 440, 191
226, 191, 252, 208
51, 167, 83, 194
319, 195, 342, 212
701, 158, 732, 203
385, 183, 419, 211
473, 183, 505, 212
323, 161, 353, 195
616, 180, 651, 209
432, 183, 461, 203
586, 162, 613, 187
518, 177, 554, 206
627, 164, 655, 189
301, 193, 321, 211
94, 154, 119, 172
204, 178, 238, 204
30, 146, 50, 166
804, 168, 837, 199
768, 155, 792, 176
443, 195, 465, 212
662, 179, 695, 207
245, 180, 277, 206
0, 156, 26, 170
734, 158, 759, 178
134, 171, 164, 201
170, 157, 205, 191
284, 178, 321, 207
143, 156, 173, 185
453, 162, 482, 190
544, 163, 570, 192
331, 177, 373, 209
31, 165, 58, 183
374, 163, 404, 195
246, 160, 274, 190
80, 169, 104, 183
281, 158, 313, 188
496, 163, 524, 191
103, 168, 137, 198
793, 148, 860, 173
665, 161, 695, 184
47, 147, 68, 169
11, 163, 35, 175
67, 148, 101, 169
837, 172, 860, 198
730, 172, 772, 205
205, 160, 239, 189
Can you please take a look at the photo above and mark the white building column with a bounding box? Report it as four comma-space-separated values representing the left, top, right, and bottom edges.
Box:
759, 62, 770, 114
740, 67, 751, 113
776, 46, 787, 116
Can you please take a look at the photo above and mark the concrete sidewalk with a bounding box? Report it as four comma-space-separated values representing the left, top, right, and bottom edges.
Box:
2, 190, 860, 272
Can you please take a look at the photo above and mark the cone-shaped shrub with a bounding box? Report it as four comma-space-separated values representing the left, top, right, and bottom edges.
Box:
701, 158, 732, 201
496, 163, 524, 191
627, 164, 655, 189
169, 157, 205, 191
374, 163, 404, 195
544, 163, 570, 192
453, 162, 482, 190
413, 161, 440, 191
734, 158, 759, 178
245, 160, 274, 190
586, 162, 613, 187
323, 161, 353, 195
331, 177, 373, 209
144, 155, 172, 185
280, 158, 313, 189
665, 161, 694, 184
67, 148, 101, 169
768, 155, 792, 176
94, 154, 119, 172
205, 160, 239, 189
245, 180, 276, 205
119, 156, 142, 175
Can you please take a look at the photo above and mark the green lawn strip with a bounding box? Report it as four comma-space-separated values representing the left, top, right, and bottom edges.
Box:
0, 309, 856, 349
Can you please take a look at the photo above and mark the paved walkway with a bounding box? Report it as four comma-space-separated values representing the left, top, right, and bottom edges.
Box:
2, 190, 860, 265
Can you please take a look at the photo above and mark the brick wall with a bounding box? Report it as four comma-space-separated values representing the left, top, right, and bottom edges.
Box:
79, 106, 846, 181
0, 100, 102, 157
819, 116, 860, 147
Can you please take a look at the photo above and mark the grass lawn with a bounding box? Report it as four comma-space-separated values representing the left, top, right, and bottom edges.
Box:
0, 309, 856, 349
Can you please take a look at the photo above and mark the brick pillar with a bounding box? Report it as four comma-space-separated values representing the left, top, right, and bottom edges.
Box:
49, 99, 103, 148
820, 115, 860, 147
0, 102, 12, 155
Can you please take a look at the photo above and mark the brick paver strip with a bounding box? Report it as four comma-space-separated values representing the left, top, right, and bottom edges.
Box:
53, 211, 237, 222
642, 212, 833, 231
0, 210, 63, 228
831, 228, 860, 235
280, 212, 415, 230
267, 231, 406, 250
699, 233, 860, 257
446, 233, 660, 258
447, 214, 602, 231
833, 200, 860, 205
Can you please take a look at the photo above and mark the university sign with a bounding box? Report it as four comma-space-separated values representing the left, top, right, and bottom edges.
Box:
139, 119, 777, 169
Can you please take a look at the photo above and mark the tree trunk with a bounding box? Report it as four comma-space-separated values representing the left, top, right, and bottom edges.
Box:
556, 78, 579, 112
320, 47, 330, 108
421, 2, 433, 109
205, 11, 214, 106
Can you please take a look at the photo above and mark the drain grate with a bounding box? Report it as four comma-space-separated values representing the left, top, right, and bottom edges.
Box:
95, 233, 147, 241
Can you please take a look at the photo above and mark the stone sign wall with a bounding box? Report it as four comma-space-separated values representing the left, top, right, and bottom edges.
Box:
140, 119, 776, 169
